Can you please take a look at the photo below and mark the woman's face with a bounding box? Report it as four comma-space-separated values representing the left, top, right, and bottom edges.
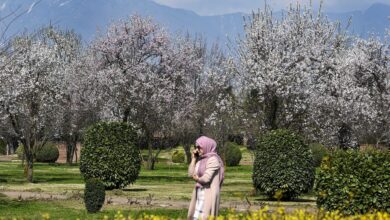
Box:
196, 145, 204, 156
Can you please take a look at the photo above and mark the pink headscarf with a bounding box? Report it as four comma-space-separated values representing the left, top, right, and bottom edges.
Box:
195, 136, 224, 188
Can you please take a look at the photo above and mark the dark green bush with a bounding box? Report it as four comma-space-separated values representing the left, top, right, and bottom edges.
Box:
0, 139, 6, 155
225, 142, 242, 166
84, 178, 105, 213
15, 144, 24, 160
80, 122, 141, 189
171, 150, 185, 163
35, 142, 59, 163
253, 129, 315, 200
315, 150, 390, 215
309, 143, 328, 167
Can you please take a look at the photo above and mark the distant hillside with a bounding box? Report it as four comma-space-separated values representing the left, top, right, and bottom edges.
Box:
327, 3, 390, 38
0, 0, 389, 46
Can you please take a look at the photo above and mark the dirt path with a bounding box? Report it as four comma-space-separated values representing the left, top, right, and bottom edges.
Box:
1, 190, 316, 212
1, 191, 67, 200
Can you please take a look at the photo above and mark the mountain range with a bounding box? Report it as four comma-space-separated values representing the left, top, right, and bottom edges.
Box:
1, 0, 389, 47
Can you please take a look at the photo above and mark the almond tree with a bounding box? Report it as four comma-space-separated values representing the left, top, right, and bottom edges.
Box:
306, 37, 387, 148
307, 40, 370, 148
346, 37, 390, 147
236, 3, 359, 146
91, 15, 202, 169
0, 26, 68, 182
57, 39, 102, 164
0, 3, 36, 154
169, 37, 240, 162
194, 46, 239, 158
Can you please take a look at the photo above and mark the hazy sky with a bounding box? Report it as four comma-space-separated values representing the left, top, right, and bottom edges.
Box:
152, 0, 390, 15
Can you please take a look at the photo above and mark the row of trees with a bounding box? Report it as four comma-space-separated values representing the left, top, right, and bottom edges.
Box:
238, 5, 390, 148
1, 4, 389, 182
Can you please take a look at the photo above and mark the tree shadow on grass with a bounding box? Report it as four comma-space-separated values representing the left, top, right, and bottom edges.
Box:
123, 188, 147, 192
28, 173, 83, 184
34, 163, 80, 168
0, 173, 26, 184
139, 176, 190, 182
33, 177, 80, 183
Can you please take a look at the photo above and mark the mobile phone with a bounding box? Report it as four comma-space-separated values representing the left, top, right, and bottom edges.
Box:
194, 146, 200, 157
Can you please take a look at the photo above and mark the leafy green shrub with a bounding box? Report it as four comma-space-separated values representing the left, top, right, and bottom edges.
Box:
80, 122, 141, 189
16, 144, 24, 160
84, 178, 105, 213
35, 142, 59, 163
309, 143, 328, 167
225, 142, 242, 166
171, 150, 185, 163
0, 139, 6, 155
315, 150, 390, 215
253, 129, 315, 200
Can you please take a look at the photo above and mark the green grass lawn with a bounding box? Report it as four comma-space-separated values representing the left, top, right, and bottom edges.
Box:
0, 161, 255, 200
0, 148, 316, 219
0, 192, 187, 220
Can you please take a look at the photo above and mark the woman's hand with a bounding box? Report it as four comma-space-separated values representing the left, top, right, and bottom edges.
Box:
191, 149, 198, 160
192, 174, 199, 182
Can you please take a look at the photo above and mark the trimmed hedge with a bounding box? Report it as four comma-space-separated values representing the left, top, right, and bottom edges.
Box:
84, 178, 105, 213
35, 142, 59, 163
225, 142, 242, 166
171, 150, 185, 163
253, 129, 315, 200
80, 122, 141, 189
315, 150, 390, 215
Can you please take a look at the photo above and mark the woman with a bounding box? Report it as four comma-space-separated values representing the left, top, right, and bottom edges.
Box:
187, 136, 224, 220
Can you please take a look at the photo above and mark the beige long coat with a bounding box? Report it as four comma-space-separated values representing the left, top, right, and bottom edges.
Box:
187, 156, 222, 220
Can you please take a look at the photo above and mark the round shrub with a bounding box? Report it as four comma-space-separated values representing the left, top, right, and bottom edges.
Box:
80, 122, 141, 189
315, 150, 390, 215
309, 143, 328, 167
225, 142, 242, 166
16, 144, 25, 160
253, 129, 315, 200
84, 178, 105, 213
171, 150, 185, 163
35, 142, 59, 163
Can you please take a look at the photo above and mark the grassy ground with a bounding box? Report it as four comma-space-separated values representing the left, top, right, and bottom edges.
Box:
0, 161, 256, 201
0, 147, 316, 219
0, 192, 188, 219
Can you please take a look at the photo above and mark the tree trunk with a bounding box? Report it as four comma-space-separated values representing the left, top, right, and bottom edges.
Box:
267, 95, 279, 130
146, 136, 156, 170
218, 139, 226, 162
6, 137, 18, 155
66, 141, 76, 164
338, 123, 355, 149
197, 116, 204, 136
147, 145, 155, 170
11, 138, 18, 154
122, 108, 130, 123
25, 150, 34, 183
183, 143, 192, 164
146, 143, 163, 170
74, 147, 78, 163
